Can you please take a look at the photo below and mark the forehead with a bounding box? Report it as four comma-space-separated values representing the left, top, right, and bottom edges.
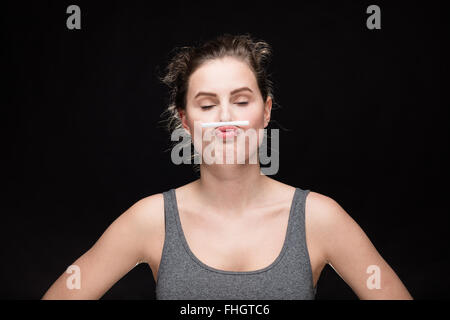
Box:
187, 57, 257, 97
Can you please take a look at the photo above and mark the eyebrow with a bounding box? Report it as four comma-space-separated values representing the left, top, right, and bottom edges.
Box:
194, 86, 253, 99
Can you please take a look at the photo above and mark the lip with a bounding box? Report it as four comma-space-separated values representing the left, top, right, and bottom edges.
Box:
214, 125, 240, 139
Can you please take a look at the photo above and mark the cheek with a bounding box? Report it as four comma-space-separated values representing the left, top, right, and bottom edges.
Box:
184, 108, 210, 129
245, 104, 266, 127
183, 110, 201, 132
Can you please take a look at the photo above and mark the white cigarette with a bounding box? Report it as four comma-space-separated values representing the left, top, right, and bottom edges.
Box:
201, 121, 249, 128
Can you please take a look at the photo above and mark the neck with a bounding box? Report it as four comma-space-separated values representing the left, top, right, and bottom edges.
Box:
195, 163, 270, 215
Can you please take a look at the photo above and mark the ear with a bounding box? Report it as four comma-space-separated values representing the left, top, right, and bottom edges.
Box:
263, 96, 273, 128
178, 108, 191, 135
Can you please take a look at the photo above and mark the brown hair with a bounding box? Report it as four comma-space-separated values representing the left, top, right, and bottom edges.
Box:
159, 33, 275, 134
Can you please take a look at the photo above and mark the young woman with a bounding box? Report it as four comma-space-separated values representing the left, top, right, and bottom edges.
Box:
42, 34, 412, 300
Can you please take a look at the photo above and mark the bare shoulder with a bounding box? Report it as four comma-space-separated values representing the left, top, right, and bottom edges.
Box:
125, 193, 165, 229
115, 193, 165, 263
267, 179, 344, 218
305, 191, 354, 229
305, 191, 342, 213
304, 191, 413, 299
263, 178, 297, 199
305, 191, 367, 262
98, 193, 165, 238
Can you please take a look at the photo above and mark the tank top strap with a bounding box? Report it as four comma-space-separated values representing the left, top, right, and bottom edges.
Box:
159, 189, 182, 259
286, 187, 315, 295
162, 188, 179, 232
288, 188, 311, 246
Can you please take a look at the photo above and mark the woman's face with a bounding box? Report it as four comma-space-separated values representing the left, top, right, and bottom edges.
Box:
180, 56, 272, 165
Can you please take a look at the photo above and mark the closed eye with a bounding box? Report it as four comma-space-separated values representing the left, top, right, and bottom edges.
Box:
201, 102, 248, 109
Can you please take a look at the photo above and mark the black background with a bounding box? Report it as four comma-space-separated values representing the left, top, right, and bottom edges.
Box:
2, 0, 447, 299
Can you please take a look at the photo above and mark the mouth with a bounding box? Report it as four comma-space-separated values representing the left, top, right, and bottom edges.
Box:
214, 125, 240, 139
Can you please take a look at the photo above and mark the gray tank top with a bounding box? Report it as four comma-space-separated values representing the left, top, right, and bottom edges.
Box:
155, 187, 316, 300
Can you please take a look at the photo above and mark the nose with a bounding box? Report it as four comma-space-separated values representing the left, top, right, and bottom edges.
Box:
219, 103, 232, 122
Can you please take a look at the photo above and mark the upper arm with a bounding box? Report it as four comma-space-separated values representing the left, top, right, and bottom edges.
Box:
41, 193, 164, 300
307, 192, 413, 299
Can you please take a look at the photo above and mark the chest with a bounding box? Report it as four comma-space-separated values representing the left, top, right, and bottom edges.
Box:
177, 206, 291, 272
